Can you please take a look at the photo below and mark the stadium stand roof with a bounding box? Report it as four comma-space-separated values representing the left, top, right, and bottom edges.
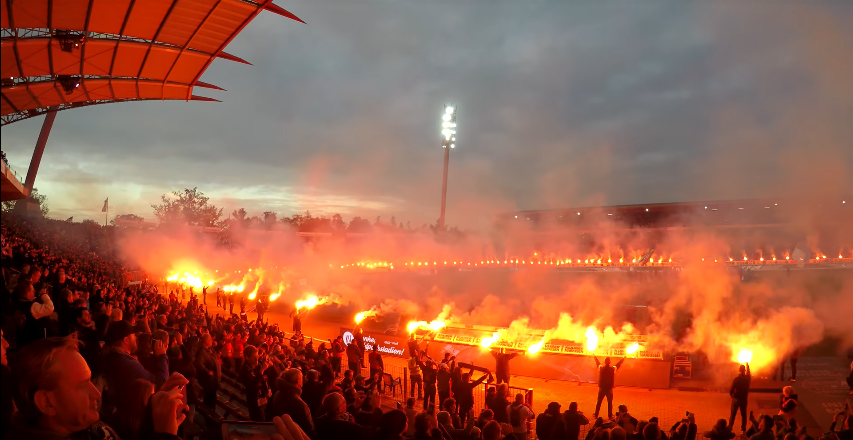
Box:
1, 0, 303, 125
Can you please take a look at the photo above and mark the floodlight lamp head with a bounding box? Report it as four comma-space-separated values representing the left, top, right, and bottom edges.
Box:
445, 106, 454, 114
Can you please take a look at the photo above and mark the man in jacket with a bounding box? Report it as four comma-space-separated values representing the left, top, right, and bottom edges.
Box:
536, 402, 567, 440
330, 336, 345, 377
239, 345, 270, 421
492, 348, 521, 385
195, 334, 221, 409
593, 355, 626, 419
563, 402, 590, 440
268, 368, 315, 437
456, 371, 491, 425
408, 354, 423, 400
416, 356, 438, 411
729, 363, 751, 433
102, 320, 169, 410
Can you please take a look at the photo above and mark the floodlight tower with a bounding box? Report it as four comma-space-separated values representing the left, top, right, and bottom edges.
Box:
439, 104, 457, 230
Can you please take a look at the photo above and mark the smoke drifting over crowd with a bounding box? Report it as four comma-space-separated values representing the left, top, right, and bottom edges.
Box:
116, 201, 852, 378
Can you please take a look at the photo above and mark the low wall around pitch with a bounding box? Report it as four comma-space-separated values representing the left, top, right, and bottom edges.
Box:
425, 341, 672, 389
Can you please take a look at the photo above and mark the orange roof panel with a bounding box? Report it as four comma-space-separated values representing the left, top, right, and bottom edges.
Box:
2, 0, 304, 123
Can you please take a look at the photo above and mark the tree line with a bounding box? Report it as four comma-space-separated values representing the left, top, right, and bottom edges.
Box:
149, 187, 458, 235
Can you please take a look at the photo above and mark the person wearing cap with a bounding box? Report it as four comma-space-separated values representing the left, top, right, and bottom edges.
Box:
102, 320, 169, 411
537, 402, 568, 440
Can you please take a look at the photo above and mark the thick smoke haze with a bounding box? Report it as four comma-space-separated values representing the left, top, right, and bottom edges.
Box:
116, 204, 852, 376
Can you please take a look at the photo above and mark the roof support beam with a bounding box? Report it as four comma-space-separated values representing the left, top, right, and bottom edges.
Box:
24, 107, 57, 191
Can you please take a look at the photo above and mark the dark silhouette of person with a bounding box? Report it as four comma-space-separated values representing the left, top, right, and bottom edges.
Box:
592, 355, 625, 419
491, 348, 522, 385
729, 363, 751, 432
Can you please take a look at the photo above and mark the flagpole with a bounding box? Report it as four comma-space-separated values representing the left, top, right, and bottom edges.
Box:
105, 200, 108, 226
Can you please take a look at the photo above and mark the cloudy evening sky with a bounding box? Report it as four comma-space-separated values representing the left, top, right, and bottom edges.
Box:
2, 0, 851, 227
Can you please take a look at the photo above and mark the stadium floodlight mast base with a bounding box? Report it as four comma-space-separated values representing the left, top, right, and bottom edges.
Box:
439, 104, 457, 230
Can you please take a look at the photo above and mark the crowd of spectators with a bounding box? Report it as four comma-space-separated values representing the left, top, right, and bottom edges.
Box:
1, 213, 851, 440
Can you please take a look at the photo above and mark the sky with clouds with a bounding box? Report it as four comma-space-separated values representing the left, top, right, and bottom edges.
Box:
2, 0, 851, 228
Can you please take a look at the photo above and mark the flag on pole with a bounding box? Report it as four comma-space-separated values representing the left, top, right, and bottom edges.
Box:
66, 216, 73, 222
101, 198, 109, 213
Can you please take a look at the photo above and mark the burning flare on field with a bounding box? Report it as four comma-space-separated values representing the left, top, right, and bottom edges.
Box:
481, 332, 501, 349
407, 320, 447, 333
585, 326, 599, 352
528, 339, 544, 354
296, 295, 321, 310
736, 348, 753, 364
355, 308, 380, 324
626, 342, 640, 355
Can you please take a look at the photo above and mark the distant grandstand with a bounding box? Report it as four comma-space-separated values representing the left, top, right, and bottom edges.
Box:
498, 197, 851, 231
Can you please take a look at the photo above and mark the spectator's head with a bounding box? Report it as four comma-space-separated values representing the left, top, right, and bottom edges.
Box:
110, 308, 123, 322
618, 405, 629, 414
569, 402, 579, 413
784, 434, 797, 440
547, 402, 561, 416
514, 393, 524, 404
344, 369, 353, 380
479, 409, 494, 423
643, 422, 660, 440
442, 397, 456, 413
612, 426, 627, 440
437, 411, 452, 428
713, 419, 728, 432
152, 329, 169, 346
378, 409, 408, 437
406, 397, 416, 408
462, 372, 471, 383
783, 386, 795, 397
105, 320, 137, 353
497, 383, 508, 398
415, 413, 434, 434
15, 281, 35, 301
74, 308, 91, 326
759, 415, 773, 432
604, 357, 612, 366
482, 421, 502, 440
321, 392, 346, 416
738, 365, 746, 375
283, 368, 303, 388
244, 345, 259, 367
598, 429, 611, 440
30, 267, 41, 282
10, 337, 100, 434
306, 369, 320, 382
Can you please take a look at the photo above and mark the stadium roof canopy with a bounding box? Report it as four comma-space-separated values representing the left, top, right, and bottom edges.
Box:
1, 0, 303, 125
